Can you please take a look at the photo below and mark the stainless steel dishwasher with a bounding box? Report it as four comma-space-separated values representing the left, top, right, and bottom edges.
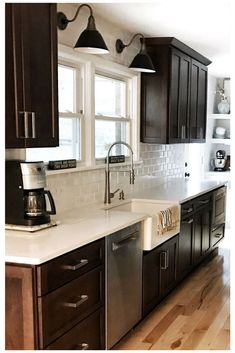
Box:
106, 223, 142, 349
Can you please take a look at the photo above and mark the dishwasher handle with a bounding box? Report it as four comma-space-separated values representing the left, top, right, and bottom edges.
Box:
111, 232, 138, 251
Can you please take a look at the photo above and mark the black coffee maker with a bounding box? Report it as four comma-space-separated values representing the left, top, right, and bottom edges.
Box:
5, 160, 56, 226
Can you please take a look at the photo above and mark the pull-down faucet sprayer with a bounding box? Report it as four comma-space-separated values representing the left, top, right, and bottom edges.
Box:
104, 141, 135, 204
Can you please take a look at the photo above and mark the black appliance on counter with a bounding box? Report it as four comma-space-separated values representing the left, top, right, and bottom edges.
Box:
6, 160, 56, 227
212, 150, 226, 171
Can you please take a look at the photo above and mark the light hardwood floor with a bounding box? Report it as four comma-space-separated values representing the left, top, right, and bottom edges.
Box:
114, 248, 230, 350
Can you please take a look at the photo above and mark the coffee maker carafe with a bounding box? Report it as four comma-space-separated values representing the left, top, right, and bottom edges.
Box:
6, 160, 56, 226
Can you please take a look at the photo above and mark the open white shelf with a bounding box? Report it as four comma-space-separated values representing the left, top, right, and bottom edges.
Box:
211, 138, 230, 145
208, 113, 231, 120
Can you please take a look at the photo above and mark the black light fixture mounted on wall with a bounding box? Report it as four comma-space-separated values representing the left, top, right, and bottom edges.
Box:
57, 4, 109, 54
116, 33, 156, 73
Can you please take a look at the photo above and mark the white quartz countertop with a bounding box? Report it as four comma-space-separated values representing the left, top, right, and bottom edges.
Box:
130, 178, 227, 204
5, 178, 226, 265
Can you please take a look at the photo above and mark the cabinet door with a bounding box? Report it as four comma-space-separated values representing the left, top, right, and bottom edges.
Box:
201, 208, 211, 255
193, 211, 202, 264
159, 235, 178, 297
142, 249, 161, 316
140, 47, 169, 144
5, 4, 26, 148
5, 265, 38, 349
5, 4, 58, 148
178, 217, 193, 279
169, 48, 191, 143
190, 60, 208, 142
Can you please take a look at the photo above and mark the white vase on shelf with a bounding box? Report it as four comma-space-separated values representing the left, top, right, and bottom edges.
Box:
218, 98, 230, 114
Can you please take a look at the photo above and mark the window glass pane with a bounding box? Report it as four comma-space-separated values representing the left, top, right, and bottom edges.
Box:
95, 120, 130, 158
95, 74, 126, 117
26, 117, 81, 162
58, 65, 75, 113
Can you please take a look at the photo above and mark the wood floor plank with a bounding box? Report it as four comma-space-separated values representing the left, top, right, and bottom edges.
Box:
143, 305, 185, 344
195, 300, 230, 350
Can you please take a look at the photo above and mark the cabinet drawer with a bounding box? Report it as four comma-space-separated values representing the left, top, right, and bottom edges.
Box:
46, 308, 104, 350
212, 186, 227, 230
194, 192, 212, 211
181, 201, 194, 218
37, 238, 104, 296
211, 224, 225, 247
38, 265, 104, 348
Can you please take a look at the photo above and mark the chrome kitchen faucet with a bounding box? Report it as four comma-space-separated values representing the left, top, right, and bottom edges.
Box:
104, 141, 135, 204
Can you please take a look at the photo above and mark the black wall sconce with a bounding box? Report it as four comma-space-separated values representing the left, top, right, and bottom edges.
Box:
57, 4, 109, 54
116, 33, 155, 73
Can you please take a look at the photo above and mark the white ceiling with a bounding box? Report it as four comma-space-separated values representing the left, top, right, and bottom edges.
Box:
91, 0, 233, 77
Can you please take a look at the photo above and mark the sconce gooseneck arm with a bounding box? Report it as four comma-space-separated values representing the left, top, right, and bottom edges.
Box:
122, 33, 144, 48
116, 33, 147, 54
67, 4, 93, 24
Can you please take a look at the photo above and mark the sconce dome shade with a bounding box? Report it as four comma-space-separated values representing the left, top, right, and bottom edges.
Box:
129, 52, 156, 73
74, 28, 109, 54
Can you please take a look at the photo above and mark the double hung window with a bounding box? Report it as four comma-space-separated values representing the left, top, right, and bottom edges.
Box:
26, 45, 139, 168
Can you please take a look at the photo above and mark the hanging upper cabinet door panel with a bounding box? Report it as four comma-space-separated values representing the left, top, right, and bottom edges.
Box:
5, 4, 59, 148
168, 48, 191, 143
190, 60, 208, 142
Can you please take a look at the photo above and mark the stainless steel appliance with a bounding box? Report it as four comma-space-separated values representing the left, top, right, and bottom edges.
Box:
106, 223, 142, 349
211, 150, 226, 171
5, 160, 56, 227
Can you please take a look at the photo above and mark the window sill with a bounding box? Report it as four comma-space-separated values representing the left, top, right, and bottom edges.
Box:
46, 160, 143, 176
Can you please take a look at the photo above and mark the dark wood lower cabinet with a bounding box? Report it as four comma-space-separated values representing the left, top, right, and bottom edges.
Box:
178, 216, 193, 279
193, 207, 212, 265
46, 308, 105, 350
143, 235, 178, 316
5, 239, 105, 350
142, 245, 161, 316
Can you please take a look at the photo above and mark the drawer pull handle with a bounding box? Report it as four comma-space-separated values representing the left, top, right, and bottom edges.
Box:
183, 207, 193, 213
64, 294, 88, 308
182, 218, 193, 224
74, 343, 89, 350
198, 199, 210, 205
214, 233, 222, 238
63, 259, 88, 271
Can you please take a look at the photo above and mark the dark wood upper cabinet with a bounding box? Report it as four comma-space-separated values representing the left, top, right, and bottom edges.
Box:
5, 3, 59, 149
141, 37, 211, 144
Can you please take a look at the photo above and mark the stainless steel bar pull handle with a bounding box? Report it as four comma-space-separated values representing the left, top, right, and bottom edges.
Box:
64, 294, 88, 308
112, 233, 137, 251
63, 259, 88, 271
24, 111, 30, 138
31, 112, 36, 138
181, 125, 186, 139
214, 233, 222, 238
198, 199, 210, 205
73, 343, 90, 350
19, 111, 36, 138
182, 218, 193, 224
160, 251, 168, 270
